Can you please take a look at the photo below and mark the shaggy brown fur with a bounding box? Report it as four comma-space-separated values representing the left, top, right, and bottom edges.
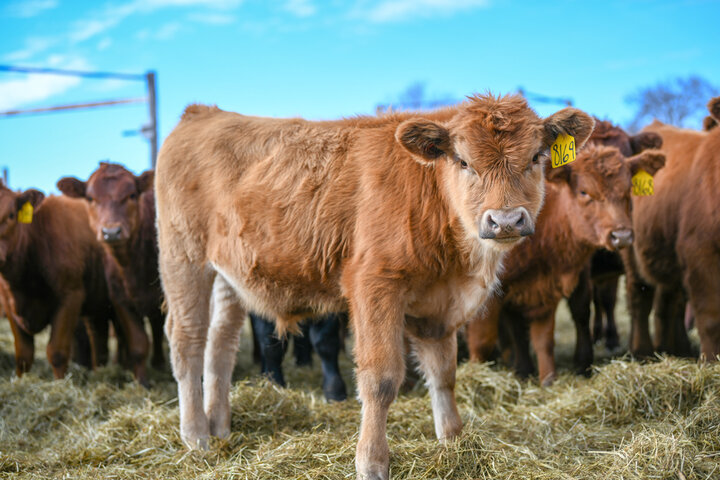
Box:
466, 145, 665, 384
623, 119, 710, 358
0, 188, 149, 381
627, 98, 720, 360
155, 94, 594, 480
58, 163, 165, 368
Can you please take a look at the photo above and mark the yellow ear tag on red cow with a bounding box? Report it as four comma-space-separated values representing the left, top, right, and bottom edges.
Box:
18, 202, 33, 224
632, 169, 654, 196
551, 134, 576, 168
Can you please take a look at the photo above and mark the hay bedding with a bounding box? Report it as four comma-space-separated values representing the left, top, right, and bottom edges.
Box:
1, 305, 718, 480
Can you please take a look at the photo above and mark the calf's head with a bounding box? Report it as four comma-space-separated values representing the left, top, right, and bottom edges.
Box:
591, 118, 663, 157
57, 163, 153, 246
546, 144, 666, 250
395, 94, 595, 249
0, 186, 45, 264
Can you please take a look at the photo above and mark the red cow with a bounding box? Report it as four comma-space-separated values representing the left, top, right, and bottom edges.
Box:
565, 119, 662, 370
58, 163, 165, 368
627, 97, 720, 360
0, 186, 149, 381
155, 94, 594, 479
466, 144, 665, 384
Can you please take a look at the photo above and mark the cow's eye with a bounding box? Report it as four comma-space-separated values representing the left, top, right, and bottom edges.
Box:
87, 196, 94, 203
8, 213, 15, 220
459, 160, 468, 169
129, 193, 138, 201
532, 154, 539, 164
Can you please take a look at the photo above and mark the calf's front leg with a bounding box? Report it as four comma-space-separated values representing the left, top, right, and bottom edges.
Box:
351, 290, 405, 480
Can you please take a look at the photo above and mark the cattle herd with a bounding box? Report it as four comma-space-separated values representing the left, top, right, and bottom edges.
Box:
1, 93, 718, 480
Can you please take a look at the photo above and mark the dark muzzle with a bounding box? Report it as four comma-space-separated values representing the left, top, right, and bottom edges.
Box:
101, 226, 123, 243
609, 229, 633, 249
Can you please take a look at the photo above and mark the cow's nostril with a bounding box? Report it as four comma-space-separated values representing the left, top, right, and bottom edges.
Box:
515, 215, 525, 227
101, 226, 123, 241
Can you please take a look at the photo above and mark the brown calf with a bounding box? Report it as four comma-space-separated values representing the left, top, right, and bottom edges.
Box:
624, 120, 709, 357
628, 98, 720, 360
155, 95, 594, 479
466, 144, 665, 385
565, 119, 662, 369
0, 187, 149, 381
58, 163, 165, 368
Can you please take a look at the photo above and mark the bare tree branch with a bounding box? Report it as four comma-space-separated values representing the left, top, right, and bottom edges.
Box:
625, 75, 718, 132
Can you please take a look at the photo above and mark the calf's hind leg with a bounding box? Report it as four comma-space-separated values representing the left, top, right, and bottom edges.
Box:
161, 258, 214, 449
410, 333, 463, 441
204, 274, 245, 439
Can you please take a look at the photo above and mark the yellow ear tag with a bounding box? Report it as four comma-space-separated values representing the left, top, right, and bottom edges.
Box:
632, 169, 654, 196
551, 134, 576, 168
18, 202, 33, 224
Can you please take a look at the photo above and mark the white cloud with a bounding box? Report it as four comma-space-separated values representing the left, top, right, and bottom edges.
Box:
3, 37, 56, 62
155, 22, 183, 39
67, 3, 137, 43
65, 0, 243, 44
0, 57, 90, 111
366, 0, 490, 23
5, 0, 58, 18
97, 38, 113, 51
0, 74, 80, 111
284, 0, 316, 17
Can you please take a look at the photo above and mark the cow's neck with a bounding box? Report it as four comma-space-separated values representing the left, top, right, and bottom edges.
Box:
533, 183, 596, 271
1, 223, 35, 283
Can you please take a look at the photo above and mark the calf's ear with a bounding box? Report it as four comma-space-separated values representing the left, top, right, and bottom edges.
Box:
136, 170, 154, 192
627, 150, 666, 176
630, 131, 663, 154
543, 108, 595, 150
545, 164, 571, 184
396, 119, 452, 164
57, 177, 87, 198
708, 96, 720, 123
702, 115, 717, 132
16, 189, 45, 211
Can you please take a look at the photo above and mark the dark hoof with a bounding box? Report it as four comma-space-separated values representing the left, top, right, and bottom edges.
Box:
575, 365, 593, 378
323, 375, 347, 402
605, 336, 620, 352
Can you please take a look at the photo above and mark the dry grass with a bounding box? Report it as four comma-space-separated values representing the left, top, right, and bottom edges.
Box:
1, 283, 718, 480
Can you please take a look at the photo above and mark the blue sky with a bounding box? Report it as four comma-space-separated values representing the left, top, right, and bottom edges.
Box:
1, 0, 718, 193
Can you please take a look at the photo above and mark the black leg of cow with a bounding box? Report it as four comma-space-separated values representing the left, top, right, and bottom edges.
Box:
293, 321, 313, 367
622, 248, 655, 358
87, 311, 110, 367
597, 278, 620, 351
568, 268, 593, 376
150, 309, 166, 369
249, 313, 287, 387
249, 318, 262, 365
309, 314, 347, 402
592, 285, 604, 344
73, 318, 94, 369
506, 310, 534, 379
